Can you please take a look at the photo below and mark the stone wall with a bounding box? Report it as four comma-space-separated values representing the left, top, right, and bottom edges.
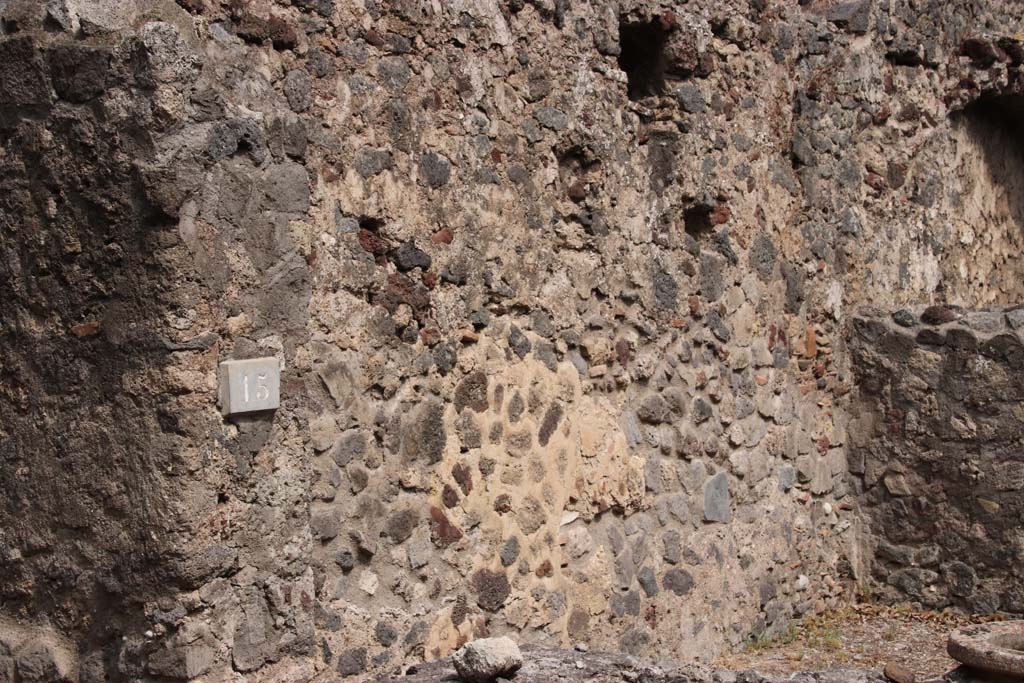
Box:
0, 2, 318, 680
849, 306, 1024, 614
0, 10, 211, 680
0, 0, 1023, 682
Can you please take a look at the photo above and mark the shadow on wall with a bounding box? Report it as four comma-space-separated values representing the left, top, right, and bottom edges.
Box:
958, 93, 1024, 224
942, 94, 1024, 304
0, 25, 208, 682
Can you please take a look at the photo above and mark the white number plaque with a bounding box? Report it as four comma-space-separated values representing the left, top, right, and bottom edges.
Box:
219, 357, 280, 416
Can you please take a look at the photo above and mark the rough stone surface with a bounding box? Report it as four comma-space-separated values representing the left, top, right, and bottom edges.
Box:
851, 308, 1024, 612
883, 663, 916, 683
450, 637, 523, 683
704, 472, 731, 523
1, 1, 1023, 681
374, 646, 888, 683
947, 621, 1024, 676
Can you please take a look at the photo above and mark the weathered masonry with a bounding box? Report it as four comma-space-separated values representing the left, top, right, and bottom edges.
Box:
850, 306, 1024, 614
1, 0, 1023, 681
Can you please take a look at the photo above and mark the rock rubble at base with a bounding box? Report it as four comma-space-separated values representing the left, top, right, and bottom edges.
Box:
374, 646, 888, 683
451, 637, 524, 682
380, 645, 1024, 683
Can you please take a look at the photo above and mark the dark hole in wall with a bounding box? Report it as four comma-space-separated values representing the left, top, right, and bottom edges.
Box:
910, 92, 1024, 305
42, 13, 65, 32
555, 144, 601, 173
359, 216, 386, 232
357, 216, 389, 258
886, 48, 924, 67
952, 92, 1024, 280
959, 93, 1024, 153
555, 143, 601, 200
618, 20, 669, 100
683, 204, 715, 239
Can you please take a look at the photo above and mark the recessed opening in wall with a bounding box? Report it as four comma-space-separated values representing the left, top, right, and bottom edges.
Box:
357, 216, 389, 258
959, 93, 1024, 151
42, 14, 64, 32
358, 216, 386, 232
683, 203, 715, 239
618, 19, 669, 100
943, 93, 1024, 304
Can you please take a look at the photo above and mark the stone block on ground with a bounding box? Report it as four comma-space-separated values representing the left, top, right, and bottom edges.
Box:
452, 637, 524, 682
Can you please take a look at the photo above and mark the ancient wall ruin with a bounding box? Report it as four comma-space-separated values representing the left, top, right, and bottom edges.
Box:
0, 0, 1022, 681
850, 306, 1024, 614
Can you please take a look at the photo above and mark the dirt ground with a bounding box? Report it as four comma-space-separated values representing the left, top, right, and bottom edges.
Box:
715, 604, 1012, 681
